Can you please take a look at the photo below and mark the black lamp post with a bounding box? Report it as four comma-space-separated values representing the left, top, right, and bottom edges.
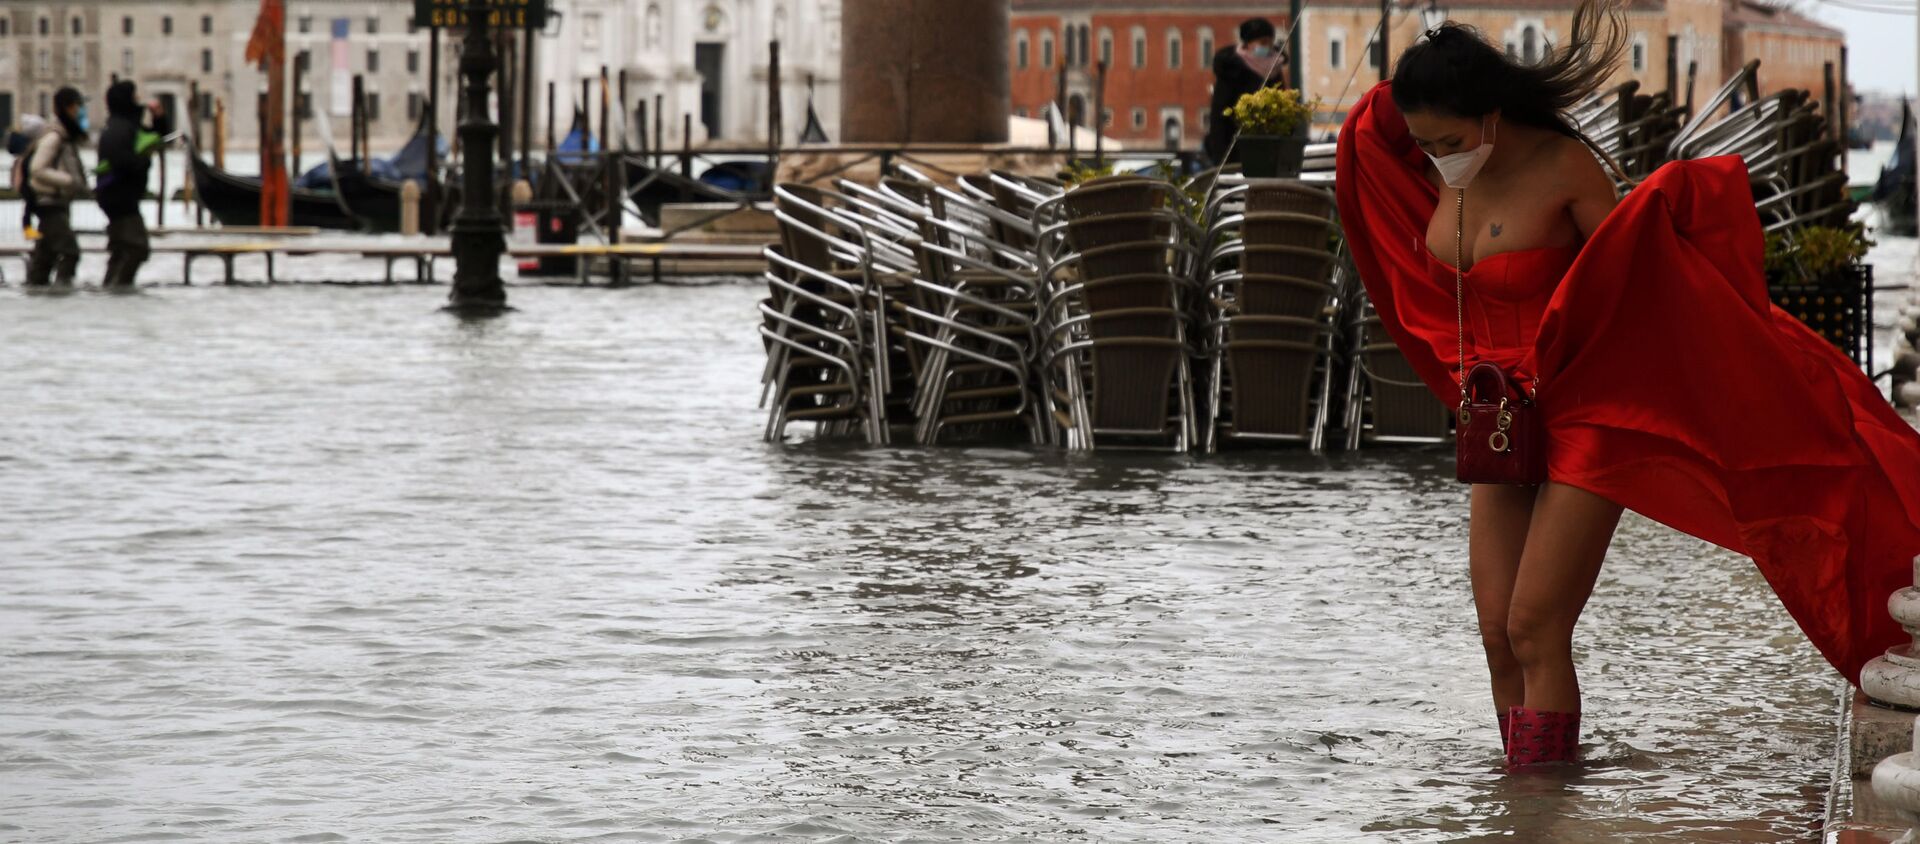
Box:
447, 0, 508, 315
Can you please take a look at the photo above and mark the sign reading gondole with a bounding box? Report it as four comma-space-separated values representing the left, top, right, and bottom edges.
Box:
413, 0, 548, 29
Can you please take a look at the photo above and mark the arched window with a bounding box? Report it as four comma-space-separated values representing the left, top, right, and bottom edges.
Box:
1100, 28, 1113, 67
1522, 26, 1539, 63
1198, 27, 1215, 66
1328, 28, 1346, 69
1068, 93, 1086, 126
1042, 31, 1055, 68
1167, 28, 1182, 70
1131, 26, 1146, 69
1063, 25, 1075, 67
1016, 30, 1030, 70
1078, 25, 1090, 68
71, 16, 82, 35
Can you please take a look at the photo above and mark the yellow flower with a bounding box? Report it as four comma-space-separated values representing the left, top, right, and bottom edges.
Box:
1227, 88, 1322, 135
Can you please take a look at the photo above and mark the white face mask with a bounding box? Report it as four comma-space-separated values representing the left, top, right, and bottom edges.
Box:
1426, 115, 1497, 189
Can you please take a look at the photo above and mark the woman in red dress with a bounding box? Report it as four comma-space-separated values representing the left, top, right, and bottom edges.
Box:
1336, 0, 1920, 770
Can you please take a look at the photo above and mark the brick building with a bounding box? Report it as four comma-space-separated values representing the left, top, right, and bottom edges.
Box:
1297, 0, 1841, 134
1010, 0, 1846, 149
1010, 1, 1293, 148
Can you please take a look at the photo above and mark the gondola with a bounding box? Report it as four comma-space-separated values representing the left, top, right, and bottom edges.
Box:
186, 137, 362, 230
621, 157, 744, 226
1872, 101, 1916, 237
293, 118, 448, 233
542, 109, 749, 226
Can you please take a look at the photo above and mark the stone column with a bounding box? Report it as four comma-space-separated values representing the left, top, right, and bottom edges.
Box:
1866, 556, 1920, 840
1865, 560, 1920, 710
1858, 556, 1920, 784
840, 0, 1009, 144
1892, 284, 1920, 409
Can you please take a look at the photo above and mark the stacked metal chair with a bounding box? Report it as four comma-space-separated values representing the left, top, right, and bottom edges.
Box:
1198, 179, 1346, 452
894, 178, 1049, 445
1035, 175, 1203, 451
760, 184, 925, 443
1667, 60, 1855, 232
1573, 80, 1688, 184
1340, 253, 1455, 450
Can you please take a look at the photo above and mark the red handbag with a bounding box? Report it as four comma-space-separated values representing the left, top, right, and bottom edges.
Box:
1452, 192, 1547, 486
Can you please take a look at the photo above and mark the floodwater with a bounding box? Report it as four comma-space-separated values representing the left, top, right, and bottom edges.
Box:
0, 272, 1863, 842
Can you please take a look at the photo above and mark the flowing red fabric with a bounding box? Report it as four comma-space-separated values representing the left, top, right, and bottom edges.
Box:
1335, 81, 1920, 684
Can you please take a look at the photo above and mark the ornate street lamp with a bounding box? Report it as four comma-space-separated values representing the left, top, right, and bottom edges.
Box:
445, 0, 510, 316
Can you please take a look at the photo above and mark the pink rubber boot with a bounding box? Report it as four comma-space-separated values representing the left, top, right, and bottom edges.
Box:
1505, 706, 1580, 769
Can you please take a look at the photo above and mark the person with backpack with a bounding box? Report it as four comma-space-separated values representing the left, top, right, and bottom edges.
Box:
26, 87, 89, 287
95, 80, 172, 289
8, 114, 49, 240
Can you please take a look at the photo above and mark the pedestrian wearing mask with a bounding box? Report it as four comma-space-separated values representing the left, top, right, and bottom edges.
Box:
26, 87, 89, 287
1205, 18, 1288, 166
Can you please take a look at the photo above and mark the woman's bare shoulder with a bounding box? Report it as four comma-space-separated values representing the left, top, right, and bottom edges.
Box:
1549, 134, 1614, 194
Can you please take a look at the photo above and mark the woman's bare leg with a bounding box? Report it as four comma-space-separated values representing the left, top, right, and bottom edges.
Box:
1507, 482, 1624, 712
1470, 483, 1535, 714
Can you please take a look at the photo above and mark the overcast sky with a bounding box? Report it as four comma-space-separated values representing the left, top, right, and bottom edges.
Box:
1807, 2, 1916, 94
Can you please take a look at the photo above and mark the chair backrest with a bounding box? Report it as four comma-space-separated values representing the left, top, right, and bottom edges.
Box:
1239, 245, 1336, 284
1236, 275, 1335, 320
1085, 306, 1181, 340
1080, 241, 1186, 283
1245, 181, 1335, 218
775, 183, 837, 273
1087, 338, 1183, 434
1241, 212, 1339, 253
1061, 175, 1169, 222
1065, 211, 1183, 252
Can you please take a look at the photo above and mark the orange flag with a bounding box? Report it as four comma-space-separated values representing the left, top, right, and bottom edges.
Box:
245, 0, 288, 227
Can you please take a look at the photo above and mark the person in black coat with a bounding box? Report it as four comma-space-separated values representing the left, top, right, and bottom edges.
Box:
1205, 18, 1288, 166
96, 80, 172, 289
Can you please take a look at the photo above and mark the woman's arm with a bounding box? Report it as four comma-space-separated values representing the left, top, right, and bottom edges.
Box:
1564, 140, 1619, 240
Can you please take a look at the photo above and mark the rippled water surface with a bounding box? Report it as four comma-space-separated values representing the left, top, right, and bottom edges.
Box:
0, 282, 1840, 842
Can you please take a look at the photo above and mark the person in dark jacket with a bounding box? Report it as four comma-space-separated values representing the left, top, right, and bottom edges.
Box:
1205, 18, 1288, 166
95, 80, 172, 289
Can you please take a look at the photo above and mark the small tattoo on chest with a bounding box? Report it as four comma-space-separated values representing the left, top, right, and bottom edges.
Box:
1490, 223, 1504, 238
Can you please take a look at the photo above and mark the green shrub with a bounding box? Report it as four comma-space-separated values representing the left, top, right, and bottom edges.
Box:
1765, 223, 1873, 281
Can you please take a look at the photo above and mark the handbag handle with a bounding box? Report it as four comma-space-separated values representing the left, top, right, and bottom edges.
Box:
1462, 361, 1523, 403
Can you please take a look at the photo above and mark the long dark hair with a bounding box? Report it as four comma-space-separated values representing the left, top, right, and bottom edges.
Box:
1391, 0, 1630, 179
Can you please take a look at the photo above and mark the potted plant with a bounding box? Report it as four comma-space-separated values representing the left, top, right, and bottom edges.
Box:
1223, 88, 1321, 178
1763, 223, 1875, 364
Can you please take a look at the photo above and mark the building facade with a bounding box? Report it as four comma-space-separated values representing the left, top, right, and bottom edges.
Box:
1, 0, 844, 158
1008, 0, 1846, 148
0, 3, 104, 134
1010, 1, 1289, 148
537, 0, 840, 150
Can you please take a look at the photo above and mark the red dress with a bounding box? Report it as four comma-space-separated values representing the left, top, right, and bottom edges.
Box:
1336, 82, 1920, 685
